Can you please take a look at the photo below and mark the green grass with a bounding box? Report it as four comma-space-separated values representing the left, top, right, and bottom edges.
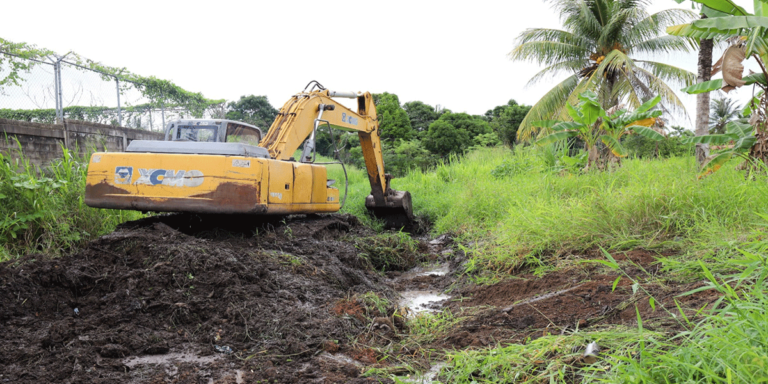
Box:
395, 146, 768, 274
0, 141, 142, 260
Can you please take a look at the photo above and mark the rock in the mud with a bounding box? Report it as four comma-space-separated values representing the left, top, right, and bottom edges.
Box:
322, 340, 340, 352
142, 343, 169, 355
583, 341, 600, 364
370, 317, 395, 335
99, 344, 129, 358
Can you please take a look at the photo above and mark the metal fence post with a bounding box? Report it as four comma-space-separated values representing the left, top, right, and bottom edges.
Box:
53, 60, 61, 123
115, 77, 122, 126
56, 59, 64, 123
161, 96, 166, 129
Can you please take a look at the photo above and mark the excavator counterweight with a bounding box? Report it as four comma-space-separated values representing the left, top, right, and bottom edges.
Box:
84, 82, 414, 228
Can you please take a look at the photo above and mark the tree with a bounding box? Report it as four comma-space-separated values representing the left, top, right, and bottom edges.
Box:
535, 91, 664, 170
437, 112, 491, 138
423, 120, 470, 157
375, 92, 414, 142
709, 96, 742, 134
510, 0, 697, 141
403, 101, 441, 132
696, 15, 715, 164
225, 95, 279, 129
485, 100, 531, 146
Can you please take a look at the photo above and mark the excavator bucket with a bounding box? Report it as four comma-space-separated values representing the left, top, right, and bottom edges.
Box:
365, 190, 415, 229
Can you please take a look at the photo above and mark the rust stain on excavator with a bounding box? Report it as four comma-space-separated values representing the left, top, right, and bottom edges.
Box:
85, 181, 131, 196
190, 182, 262, 210
85, 181, 266, 214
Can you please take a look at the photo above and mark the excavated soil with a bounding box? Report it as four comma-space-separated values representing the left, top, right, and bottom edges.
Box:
0, 217, 724, 383
0, 214, 407, 384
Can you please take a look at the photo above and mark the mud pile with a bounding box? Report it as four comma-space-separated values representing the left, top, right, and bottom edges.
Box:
0, 214, 398, 383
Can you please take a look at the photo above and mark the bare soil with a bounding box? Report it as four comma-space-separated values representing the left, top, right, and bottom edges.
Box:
0, 214, 405, 384
431, 250, 720, 351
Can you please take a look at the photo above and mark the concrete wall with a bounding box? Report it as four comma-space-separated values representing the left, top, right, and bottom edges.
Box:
0, 119, 163, 169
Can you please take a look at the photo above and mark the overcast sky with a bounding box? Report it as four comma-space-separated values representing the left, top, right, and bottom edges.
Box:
1, 0, 761, 129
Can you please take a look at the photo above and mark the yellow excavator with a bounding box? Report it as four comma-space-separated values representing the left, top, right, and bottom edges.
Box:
84, 81, 414, 227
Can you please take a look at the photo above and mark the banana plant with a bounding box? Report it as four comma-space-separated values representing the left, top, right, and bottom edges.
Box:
533, 91, 664, 171
668, 0, 768, 174
668, 0, 768, 93
687, 121, 757, 176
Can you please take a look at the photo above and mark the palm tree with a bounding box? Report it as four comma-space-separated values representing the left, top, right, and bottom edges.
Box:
511, 0, 697, 141
709, 96, 742, 134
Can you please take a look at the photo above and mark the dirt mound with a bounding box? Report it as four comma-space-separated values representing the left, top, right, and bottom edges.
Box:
0, 214, 398, 383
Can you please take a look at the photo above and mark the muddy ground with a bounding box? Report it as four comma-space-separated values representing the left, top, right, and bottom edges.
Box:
0, 215, 721, 383
0, 214, 415, 383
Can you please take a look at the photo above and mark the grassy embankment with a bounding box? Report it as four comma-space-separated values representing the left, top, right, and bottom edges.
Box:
360, 146, 768, 383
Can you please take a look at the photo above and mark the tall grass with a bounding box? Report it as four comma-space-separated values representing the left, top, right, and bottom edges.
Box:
396, 146, 768, 272
0, 141, 142, 260
598, 243, 768, 383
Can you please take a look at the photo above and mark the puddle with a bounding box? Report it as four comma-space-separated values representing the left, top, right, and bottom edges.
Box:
401, 362, 446, 383
124, 352, 220, 367
124, 352, 222, 378
318, 352, 363, 366
399, 290, 448, 314
400, 264, 450, 279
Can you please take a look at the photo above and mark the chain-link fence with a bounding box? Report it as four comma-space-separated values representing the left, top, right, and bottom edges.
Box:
0, 51, 225, 132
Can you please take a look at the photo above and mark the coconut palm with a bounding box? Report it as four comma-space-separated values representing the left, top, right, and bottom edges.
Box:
511, 0, 697, 141
709, 96, 742, 134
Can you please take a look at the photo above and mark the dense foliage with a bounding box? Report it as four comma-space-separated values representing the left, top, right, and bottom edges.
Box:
510, 0, 696, 140
0, 142, 142, 259
225, 95, 279, 129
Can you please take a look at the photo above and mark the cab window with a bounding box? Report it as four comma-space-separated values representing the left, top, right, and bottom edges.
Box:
226, 123, 262, 146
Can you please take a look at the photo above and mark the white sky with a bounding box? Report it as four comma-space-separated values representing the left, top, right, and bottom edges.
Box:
0, 0, 761, 129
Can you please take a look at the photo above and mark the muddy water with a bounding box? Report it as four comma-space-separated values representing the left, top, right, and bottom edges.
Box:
399, 290, 449, 313
124, 353, 246, 383
397, 263, 451, 315
394, 263, 452, 382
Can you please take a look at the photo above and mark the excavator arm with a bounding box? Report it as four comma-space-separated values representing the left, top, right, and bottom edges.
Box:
260, 85, 413, 227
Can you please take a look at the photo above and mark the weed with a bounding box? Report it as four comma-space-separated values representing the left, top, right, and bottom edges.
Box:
0, 140, 143, 260
360, 292, 391, 316
355, 231, 421, 271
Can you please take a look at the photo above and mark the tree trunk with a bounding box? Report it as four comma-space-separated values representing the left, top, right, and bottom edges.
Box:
695, 25, 714, 165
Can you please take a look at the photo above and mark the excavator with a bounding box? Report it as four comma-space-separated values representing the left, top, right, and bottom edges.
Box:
83, 81, 414, 228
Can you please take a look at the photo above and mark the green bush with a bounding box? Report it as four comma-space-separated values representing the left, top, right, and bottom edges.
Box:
623, 134, 694, 159
0, 140, 142, 260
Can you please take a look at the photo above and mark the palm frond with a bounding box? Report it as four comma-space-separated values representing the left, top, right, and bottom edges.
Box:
636, 60, 696, 87
514, 28, 595, 48
526, 60, 590, 86
633, 66, 690, 116
626, 9, 698, 45
509, 41, 590, 65
628, 35, 697, 55
517, 74, 580, 141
